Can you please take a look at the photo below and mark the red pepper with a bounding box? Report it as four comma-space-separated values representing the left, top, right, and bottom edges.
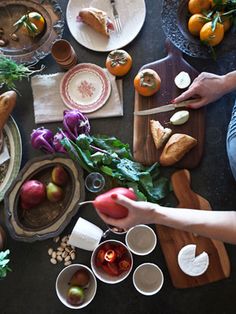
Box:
96, 249, 105, 267
102, 263, 119, 276
118, 259, 131, 271
107, 262, 120, 276
114, 245, 127, 259
104, 249, 117, 263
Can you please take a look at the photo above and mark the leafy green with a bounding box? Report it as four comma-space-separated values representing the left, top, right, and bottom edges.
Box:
0, 249, 11, 278
0, 56, 44, 91
61, 134, 171, 203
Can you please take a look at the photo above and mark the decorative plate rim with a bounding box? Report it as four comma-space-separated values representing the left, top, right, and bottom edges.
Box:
60, 63, 111, 113
0, 115, 22, 202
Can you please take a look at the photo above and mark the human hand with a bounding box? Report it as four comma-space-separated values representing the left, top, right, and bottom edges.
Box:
95, 194, 157, 231
173, 72, 226, 109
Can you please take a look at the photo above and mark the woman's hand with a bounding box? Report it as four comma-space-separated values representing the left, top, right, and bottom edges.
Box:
95, 194, 157, 230
173, 72, 227, 109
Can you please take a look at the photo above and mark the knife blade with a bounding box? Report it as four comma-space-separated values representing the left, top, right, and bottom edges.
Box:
134, 100, 195, 116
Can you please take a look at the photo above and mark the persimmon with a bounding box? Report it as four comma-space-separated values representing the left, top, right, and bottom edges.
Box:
188, 0, 211, 14
200, 21, 224, 46
14, 11, 46, 37
134, 69, 161, 97
105, 50, 132, 77
188, 13, 208, 36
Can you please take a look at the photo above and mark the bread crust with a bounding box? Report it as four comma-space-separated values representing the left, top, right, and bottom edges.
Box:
159, 133, 197, 166
0, 91, 17, 132
79, 7, 110, 36
150, 119, 172, 149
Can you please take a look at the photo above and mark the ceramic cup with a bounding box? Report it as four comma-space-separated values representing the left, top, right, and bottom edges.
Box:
125, 224, 157, 256
56, 264, 97, 309
68, 217, 104, 251
51, 39, 78, 69
132, 263, 164, 296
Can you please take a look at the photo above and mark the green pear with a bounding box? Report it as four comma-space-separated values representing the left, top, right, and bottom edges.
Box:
51, 165, 69, 186
67, 286, 84, 306
46, 182, 64, 202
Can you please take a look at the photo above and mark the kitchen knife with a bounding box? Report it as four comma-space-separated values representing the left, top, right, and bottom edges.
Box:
134, 100, 196, 116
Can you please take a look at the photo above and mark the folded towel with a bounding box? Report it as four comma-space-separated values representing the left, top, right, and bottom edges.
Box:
31, 69, 123, 124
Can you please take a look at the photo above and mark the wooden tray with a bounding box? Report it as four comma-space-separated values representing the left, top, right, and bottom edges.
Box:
133, 40, 205, 169
155, 169, 230, 288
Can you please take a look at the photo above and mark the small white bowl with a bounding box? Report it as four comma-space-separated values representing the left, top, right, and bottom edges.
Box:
91, 240, 133, 284
125, 224, 157, 256
133, 263, 164, 296
56, 264, 97, 309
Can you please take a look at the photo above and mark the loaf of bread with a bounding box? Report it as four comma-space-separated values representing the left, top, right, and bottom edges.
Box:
150, 119, 172, 149
0, 91, 17, 132
159, 133, 197, 166
78, 7, 114, 36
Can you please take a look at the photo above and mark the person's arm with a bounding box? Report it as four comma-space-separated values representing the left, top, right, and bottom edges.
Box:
173, 71, 236, 109
96, 194, 236, 244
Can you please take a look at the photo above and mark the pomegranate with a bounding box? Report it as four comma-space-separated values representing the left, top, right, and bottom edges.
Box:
20, 180, 46, 209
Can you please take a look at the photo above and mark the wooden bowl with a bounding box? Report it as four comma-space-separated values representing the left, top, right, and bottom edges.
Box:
4, 154, 85, 242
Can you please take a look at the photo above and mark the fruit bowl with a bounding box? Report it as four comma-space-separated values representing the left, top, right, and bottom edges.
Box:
56, 264, 97, 309
91, 240, 133, 284
161, 0, 236, 58
4, 154, 85, 242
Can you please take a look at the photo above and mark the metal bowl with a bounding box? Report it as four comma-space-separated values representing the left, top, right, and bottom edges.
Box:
4, 154, 85, 242
161, 0, 236, 58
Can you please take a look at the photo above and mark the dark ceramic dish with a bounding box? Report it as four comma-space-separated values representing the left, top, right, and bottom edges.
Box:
4, 154, 85, 242
0, 0, 64, 64
161, 0, 236, 59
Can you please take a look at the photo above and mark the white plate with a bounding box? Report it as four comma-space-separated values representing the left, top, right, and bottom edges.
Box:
60, 63, 111, 113
66, 0, 146, 52
0, 116, 22, 202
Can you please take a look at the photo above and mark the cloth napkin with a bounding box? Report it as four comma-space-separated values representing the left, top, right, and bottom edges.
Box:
31, 69, 123, 124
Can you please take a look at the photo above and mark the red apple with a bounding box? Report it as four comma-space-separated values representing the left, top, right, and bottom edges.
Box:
20, 180, 46, 209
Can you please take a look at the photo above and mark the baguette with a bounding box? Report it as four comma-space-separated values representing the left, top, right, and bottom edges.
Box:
0, 91, 17, 132
159, 133, 197, 166
150, 119, 172, 149
78, 7, 114, 37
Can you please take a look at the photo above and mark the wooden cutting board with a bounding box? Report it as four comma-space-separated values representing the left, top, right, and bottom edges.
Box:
133, 40, 205, 169
155, 169, 230, 288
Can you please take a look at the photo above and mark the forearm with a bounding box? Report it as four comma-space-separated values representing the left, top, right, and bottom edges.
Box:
151, 205, 236, 244
222, 71, 236, 94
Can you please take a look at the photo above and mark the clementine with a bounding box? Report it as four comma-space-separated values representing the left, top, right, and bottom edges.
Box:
200, 21, 224, 46
188, 13, 208, 36
188, 0, 211, 14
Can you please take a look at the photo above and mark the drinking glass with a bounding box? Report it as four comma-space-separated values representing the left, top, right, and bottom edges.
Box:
85, 172, 105, 193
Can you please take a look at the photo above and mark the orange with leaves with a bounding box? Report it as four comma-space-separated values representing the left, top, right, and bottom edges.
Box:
188, 0, 211, 14
188, 13, 208, 36
200, 21, 224, 46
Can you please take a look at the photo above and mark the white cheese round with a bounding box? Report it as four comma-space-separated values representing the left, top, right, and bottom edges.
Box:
177, 244, 209, 277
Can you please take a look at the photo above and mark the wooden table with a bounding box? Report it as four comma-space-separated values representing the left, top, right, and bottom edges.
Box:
0, 1, 236, 313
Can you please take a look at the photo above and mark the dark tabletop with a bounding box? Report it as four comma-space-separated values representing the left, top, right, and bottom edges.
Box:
1, 0, 236, 313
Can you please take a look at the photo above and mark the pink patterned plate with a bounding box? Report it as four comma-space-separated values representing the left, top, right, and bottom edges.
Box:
60, 63, 111, 113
